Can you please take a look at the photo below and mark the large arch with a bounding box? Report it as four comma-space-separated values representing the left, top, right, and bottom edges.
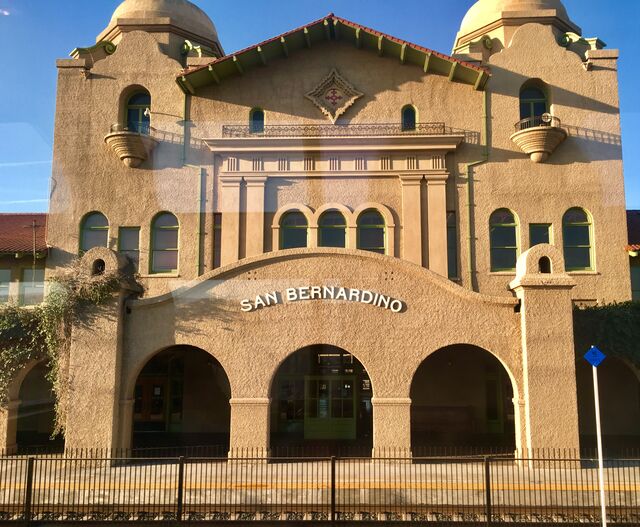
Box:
576, 356, 640, 453
269, 344, 373, 457
130, 345, 230, 455
410, 344, 517, 454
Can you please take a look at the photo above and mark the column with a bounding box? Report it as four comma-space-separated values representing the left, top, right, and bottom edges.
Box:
244, 176, 267, 258
399, 175, 423, 266
220, 176, 243, 266
509, 245, 580, 453
371, 397, 412, 457
228, 398, 270, 458
426, 175, 449, 277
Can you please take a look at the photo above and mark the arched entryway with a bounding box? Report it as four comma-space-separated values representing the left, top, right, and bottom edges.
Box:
577, 356, 640, 453
270, 344, 373, 456
410, 345, 516, 454
16, 362, 64, 454
131, 346, 230, 455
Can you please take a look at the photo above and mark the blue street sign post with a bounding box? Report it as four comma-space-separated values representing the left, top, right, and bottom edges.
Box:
584, 345, 607, 527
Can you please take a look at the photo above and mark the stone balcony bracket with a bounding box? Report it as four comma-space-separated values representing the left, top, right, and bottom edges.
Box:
510, 115, 567, 163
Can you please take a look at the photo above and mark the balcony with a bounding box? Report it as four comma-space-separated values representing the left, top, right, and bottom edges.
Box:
221, 122, 453, 138
510, 115, 567, 163
104, 122, 159, 168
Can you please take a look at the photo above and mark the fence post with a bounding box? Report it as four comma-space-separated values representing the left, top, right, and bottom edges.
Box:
330, 456, 336, 525
176, 456, 185, 523
23, 457, 35, 527
484, 457, 492, 526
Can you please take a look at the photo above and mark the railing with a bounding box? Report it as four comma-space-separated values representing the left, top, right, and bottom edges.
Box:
514, 115, 563, 132
0, 449, 639, 524
109, 121, 152, 135
221, 122, 453, 138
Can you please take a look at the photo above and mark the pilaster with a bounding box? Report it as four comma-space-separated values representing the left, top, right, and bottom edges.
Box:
220, 176, 243, 266
425, 173, 449, 277
371, 397, 412, 457
399, 175, 424, 266
229, 397, 270, 458
244, 176, 268, 258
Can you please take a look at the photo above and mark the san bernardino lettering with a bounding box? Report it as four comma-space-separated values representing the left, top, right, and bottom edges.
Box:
240, 286, 405, 313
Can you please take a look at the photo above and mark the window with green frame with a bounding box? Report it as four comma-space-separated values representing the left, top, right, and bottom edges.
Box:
127, 91, 151, 134
280, 211, 308, 249
20, 268, 45, 306
490, 209, 519, 271
357, 210, 386, 254
118, 227, 140, 270
563, 208, 593, 271
0, 269, 10, 303
401, 105, 416, 131
213, 213, 222, 269
631, 263, 640, 302
80, 212, 109, 253
447, 212, 458, 279
151, 213, 179, 273
318, 210, 347, 248
249, 108, 265, 134
529, 223, 552, 247
520, 85, 547, 120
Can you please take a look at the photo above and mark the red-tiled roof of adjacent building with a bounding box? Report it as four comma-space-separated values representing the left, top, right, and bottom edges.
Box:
0, 213, 48, 254
627, 210, 640, 252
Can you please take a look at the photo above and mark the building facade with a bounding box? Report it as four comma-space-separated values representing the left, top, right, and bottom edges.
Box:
1, 0, 638, 456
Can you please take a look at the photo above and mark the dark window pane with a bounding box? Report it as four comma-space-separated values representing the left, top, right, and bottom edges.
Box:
486, 379, 499, 421
533, 102, 547, 117
152, 250, 178, 272
565, 247, 591, 270
358, 211, 384, 226
154, 213, 178, 228
447, 212, 458, 279
281, 212, 307, 228
0, 269, 9, 303
564, 208, 588, 223
250, 110, 264, 133
82, 230, 108, 251
119, 227, 139, 251
319, 211, 346, 227
128, 92, 150, 106
83, 213, 108, 229
520, 88, 545, 100
520, 103, 531, 120
358, 228, 385, 250
564, 225, 590, 246
154, 229, 178, 250
530, 224, 550, 246
491, 226, 517, 247
491, 248, 517, 271
490, 209, 515, 225
281, 228, 307, 249
319, 228, 346, 248
402, 107, 416, 130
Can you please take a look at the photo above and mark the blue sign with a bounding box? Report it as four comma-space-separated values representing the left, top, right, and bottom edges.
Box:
584, 346, 606, 367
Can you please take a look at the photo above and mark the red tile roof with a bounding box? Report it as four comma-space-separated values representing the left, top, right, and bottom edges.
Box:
0, 213, 48, 254
628, 210, 640, 252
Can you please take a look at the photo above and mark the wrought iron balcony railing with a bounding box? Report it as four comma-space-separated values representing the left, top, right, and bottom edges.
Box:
221, 122, 453, 138
514, 115, 562, 132
110, 121, 152, 135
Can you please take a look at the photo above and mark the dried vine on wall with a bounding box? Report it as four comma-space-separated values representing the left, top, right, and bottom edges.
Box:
0, 260, 124, 435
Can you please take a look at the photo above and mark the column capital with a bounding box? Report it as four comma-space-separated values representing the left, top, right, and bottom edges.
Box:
398, 174, 424, 185
371, 397, 412, 406
220, 175, 243, 186
424, 171, 449, 182
230, 397, 270, 406
244, 175, 268, 187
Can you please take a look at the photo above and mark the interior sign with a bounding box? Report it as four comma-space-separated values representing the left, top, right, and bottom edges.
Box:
240, 286, 405, 313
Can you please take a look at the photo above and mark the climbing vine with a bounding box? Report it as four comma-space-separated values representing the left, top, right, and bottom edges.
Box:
0, 259, 126, 435
573, 302, 640, 366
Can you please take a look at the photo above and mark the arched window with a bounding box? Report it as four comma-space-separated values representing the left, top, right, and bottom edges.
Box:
151, 212, 179, 273
563, 208, 593, 271
280, 211, 308, 249
490, 209, 518, 271
318, 210, 347, 248
126, 91, 151, 134
519, 85, 547, 120
80, 212, 109, 253
357, 210, 386, 254
249, 108, 265, 134
401, 105, 417, 131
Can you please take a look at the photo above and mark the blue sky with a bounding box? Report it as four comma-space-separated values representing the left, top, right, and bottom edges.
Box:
0, 0, 638, 212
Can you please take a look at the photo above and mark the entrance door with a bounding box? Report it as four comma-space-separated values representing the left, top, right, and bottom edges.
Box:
133, 376, 167, 432
304, 376, 356, 440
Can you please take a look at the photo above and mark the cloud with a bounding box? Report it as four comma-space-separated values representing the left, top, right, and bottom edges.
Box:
0, 160, 52, 168
0, 9, 10, 16
0, 199, 48, 205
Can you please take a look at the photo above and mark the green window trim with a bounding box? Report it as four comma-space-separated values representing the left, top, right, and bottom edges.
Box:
490, 209, 519, 272
447, 211, 459, 280
150, 213, 179, 274
318, 210, 347, 248
401, 105, 417, 131
563, 208, 593, 272
0, 269, 11, 303
529, 223, 552, 247
631, 264, 640, 302
279, 211, 308, 250
118, 226, 140, 270
519, 85, 548, 120
126, 91, 151, 134
356, 210, 386, 254
80, 212, 109, 254
249, 108, 265, 134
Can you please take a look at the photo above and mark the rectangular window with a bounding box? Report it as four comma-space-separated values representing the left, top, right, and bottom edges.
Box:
530, 223, 552, 247
20, 268, 45, 306
213, 213, 222, 269
632, 264, 640, 302
447, 212, 458, 279
118, 227, 140, 270
0, 269, 10, 303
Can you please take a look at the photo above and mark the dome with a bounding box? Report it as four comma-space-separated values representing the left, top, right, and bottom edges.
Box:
459, 0, 573, 37
107, 0, 220, 45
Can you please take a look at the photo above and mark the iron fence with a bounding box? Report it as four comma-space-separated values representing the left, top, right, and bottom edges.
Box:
0, 449, 638, 524
514, 115, 563, 132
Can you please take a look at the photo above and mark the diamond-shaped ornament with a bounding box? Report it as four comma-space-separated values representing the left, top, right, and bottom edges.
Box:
305, 69, 363, 124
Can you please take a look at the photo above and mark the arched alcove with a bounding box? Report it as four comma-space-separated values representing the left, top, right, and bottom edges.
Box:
269, 344, 373, 457
131, 346, 230, 455
410, 345, 516, 454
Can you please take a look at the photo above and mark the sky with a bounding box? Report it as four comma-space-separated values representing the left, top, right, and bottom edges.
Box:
0, 0, 638, 212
